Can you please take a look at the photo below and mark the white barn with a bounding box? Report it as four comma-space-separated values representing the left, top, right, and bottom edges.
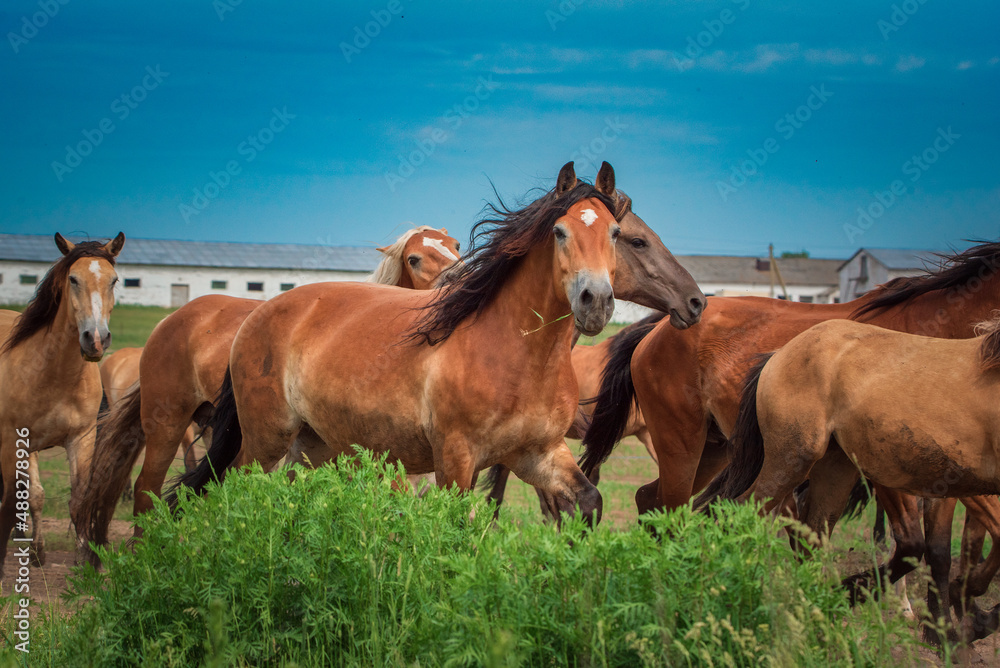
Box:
838, 248, 938, 301
0, 234, 380, 307
1, 233, 847, 323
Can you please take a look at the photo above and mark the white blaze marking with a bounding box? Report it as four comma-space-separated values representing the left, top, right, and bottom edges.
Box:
423, 237, 459, 262
91, 291, 104, 326
89, 260, 102, 279
580, 209, 598, 226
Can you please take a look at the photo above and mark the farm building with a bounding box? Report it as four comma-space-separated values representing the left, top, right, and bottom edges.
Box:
3, 232, 854, 322
838, 248, 939, 301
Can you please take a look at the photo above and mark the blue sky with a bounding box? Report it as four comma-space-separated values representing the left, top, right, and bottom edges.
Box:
2, 0, 997, 258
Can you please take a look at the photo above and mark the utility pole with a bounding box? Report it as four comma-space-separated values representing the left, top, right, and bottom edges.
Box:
768, 244, 789, 300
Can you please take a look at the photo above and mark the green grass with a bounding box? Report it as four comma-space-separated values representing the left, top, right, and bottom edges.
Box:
12, 453, 932, 667
0, 303, 176, 352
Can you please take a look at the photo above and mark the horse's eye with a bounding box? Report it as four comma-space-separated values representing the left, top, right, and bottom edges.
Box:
553, 226, 567, 241
69, 276, 79, 285
455, 243, 461, 252
631, 237, 647, 249
611, 227, 621, 241
408, 255, 420, 267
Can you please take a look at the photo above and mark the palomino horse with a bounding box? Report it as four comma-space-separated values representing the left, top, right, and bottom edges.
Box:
74, 226, 462, 559
582, 242, 1000, 605
169, 162, 636, 520
100, 347, 201, 471
483, 312, 663, 518
0, 233, 124, 574
705, 318, 1000, 641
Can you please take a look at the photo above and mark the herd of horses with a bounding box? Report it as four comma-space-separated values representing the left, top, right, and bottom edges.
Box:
3, 160, 1000, 644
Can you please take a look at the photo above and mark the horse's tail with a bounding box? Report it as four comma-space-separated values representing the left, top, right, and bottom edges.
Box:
164, 368, 241, 510
71, 384, 146, 563
694, 353, 772, 509
578, 313, 662, 477
843, 477, 874, 519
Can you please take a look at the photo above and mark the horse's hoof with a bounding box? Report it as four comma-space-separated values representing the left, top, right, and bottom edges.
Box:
841, 571, 880, 605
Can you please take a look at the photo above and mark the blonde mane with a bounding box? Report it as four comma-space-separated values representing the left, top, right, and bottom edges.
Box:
367, 226, 439, 286
975, 311, 1000, 371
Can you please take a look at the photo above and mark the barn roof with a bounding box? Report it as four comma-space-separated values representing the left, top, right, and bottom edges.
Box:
675, 254, 843, 287
838, 247, 940, 272
0, 233, 381, 272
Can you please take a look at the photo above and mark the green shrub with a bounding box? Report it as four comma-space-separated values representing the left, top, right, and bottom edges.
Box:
20, 452, 927, 666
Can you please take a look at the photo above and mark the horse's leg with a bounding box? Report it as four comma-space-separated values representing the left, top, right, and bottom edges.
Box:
792, 445, 859, 553
65, 429, 99, 563
843, 486, 924, 603
181, 423, 198, 473
508, 440, 601, 526
26, 453, 45, 566
133, 400, 196, 536
949, 496, 1000, 641
635, 427, 657, 465
643, 408, 710, 514
0, 436, 17, 579
923, 497, 957, 640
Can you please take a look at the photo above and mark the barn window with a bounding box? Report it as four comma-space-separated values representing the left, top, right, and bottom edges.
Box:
124, 278, 141, 288
247, 282, 264, 292
799, 295, 814, 303
280, 283, 295, 291
211, 280, 228, 290
0, 274, 3, 284
19, 275, 37, 285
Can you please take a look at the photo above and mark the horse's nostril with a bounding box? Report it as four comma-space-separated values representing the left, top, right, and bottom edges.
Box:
690, 297, 706, 314
82, 330, 94, 343
580, 289, 593, 306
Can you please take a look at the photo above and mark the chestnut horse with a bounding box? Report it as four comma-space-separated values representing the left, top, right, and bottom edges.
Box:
100, 347, 200, 471
706, 318, 1000, 641
483, 313, 663, 519
169, 163, 670, 521
74, 226, 461, 559
582, 242, 1000, 606
0, 233, 124, 574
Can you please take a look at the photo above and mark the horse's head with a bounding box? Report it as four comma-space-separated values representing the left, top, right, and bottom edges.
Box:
612, 192, 706, 329
552, 161, 619, 336
55, 232, 125, 361
401, 228, 461, 289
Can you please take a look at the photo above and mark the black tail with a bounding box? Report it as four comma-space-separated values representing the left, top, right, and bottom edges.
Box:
578, 312, 663, 476
694, 353, 772, 509
843, 477, 874, 519
164, 368, 242, 510
479, 464, 506, 493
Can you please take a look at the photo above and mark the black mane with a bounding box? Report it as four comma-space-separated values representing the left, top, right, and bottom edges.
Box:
407, 181, 616, 345
851, 241, 1000, 320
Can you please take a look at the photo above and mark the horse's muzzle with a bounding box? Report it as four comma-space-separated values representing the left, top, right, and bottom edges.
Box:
570, 272, 614, 336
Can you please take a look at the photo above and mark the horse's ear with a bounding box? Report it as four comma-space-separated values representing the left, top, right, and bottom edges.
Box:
596, 162, 616, 197
439, 228, 448, 235
556, 162, 577, 194
376, 245, 389, 254
103, 232, 125, 257
54, 233, 75, 256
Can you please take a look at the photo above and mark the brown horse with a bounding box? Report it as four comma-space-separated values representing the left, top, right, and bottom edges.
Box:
706, 318, 1000, 640
100, 347, 201, 471
484, 313, 663, 518
169, 162, 664, 522
74, 226, 462, 558
582, 242, 1000, 604
0, 233, 124, 574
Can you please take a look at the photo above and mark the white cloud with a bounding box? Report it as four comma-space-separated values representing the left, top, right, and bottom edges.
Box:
956, 60, 975, 70
895, 54, 926, 72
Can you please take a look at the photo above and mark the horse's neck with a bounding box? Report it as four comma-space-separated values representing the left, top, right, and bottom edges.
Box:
467, 246, 576, 366
396, 266, 415, 290
21, 296, 91, 383
869, 283, 1000, 338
